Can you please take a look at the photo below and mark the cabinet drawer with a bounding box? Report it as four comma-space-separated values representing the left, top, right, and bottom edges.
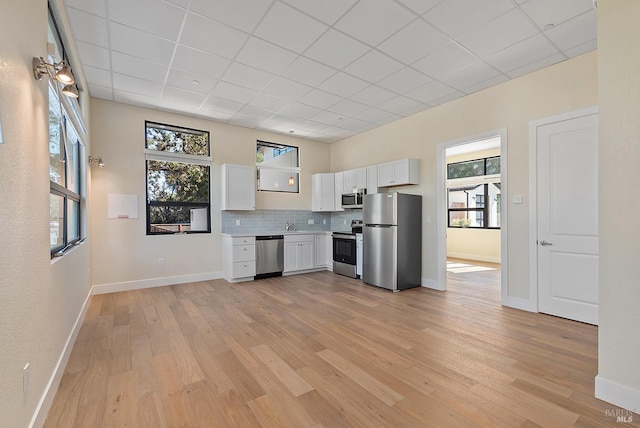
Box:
284, 234, 313, 243
232, 261, 255, 278
232, 236, 255, 245
233, 244, 255, 262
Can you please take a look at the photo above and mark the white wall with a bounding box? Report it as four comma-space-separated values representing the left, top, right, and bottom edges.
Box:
330, 51, 598, 299
596, 0, 640, 411
90, 99, 331, 289
0, 1, 93, 426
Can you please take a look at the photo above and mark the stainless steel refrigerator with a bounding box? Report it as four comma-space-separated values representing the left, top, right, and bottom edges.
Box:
362, 192, 422, 291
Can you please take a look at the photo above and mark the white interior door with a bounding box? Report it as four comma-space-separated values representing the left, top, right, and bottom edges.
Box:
536, 111, 599, 325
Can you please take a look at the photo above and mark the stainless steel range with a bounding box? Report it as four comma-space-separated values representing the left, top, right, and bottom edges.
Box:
332, 220, 362, 279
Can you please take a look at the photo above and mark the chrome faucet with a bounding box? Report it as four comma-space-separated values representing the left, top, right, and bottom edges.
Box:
285, 221, 295, 231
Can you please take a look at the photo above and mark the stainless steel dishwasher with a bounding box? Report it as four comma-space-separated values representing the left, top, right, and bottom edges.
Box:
254, 235, 284, 279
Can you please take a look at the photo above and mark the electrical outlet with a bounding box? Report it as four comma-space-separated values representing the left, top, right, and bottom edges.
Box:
158, 258, 165, 266
308, 219, 314, 225
323, 219, 326, 225
425, 216, 431, 224
344, 220, 347, 225
23, 364, 30, 392
235, 219, 241, 226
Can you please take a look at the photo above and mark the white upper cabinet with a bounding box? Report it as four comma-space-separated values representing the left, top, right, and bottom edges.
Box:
377, 158, 420, 187
343, 167, 367, 192
311, 173, 335, 212
334, 171, 344, 212
366, 164, 378, 195
221, 163, 255, 210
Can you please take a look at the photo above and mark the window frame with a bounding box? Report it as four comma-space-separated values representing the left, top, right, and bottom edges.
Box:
256, 140, 300, 193
447, 156, 501, 230
144, 120, 212, 236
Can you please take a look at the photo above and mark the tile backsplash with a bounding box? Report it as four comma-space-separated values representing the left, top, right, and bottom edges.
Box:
221, 209, 362, 234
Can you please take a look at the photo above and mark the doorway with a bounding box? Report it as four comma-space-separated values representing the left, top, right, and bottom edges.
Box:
436, 129, 508, 300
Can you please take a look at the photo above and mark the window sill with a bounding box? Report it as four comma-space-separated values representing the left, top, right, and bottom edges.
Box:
50, 238, 86, 264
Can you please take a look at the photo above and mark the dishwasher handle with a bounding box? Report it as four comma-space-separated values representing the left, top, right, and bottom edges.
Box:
256, 235, 284, 240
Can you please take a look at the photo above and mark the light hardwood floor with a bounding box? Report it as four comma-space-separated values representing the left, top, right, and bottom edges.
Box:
44, 264, 637, 427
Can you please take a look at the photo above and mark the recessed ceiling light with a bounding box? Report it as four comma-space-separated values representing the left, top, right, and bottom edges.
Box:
289, 130, 294, 134
192, 80, 200, 85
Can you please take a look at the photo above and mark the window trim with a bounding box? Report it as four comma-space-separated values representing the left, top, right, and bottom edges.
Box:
256, 140, 300, 193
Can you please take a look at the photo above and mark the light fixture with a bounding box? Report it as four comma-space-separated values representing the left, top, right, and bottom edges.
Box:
32, 56, 78, 97
89, 155, 105, 168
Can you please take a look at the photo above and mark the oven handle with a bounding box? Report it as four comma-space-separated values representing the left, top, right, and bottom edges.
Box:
333, 234, 356, 240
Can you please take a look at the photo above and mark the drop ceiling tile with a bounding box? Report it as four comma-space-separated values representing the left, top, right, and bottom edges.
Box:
438, 61, 502, 91
328, 99, 369, 117
334, 0, 415, 46
112, 73, 163, 98
156, 101, 197, 116
67, 7, 109, 47
378, 19, 451, 65
427, 90, 465, 107
303, 29, 370, 70
377, 95, 425, 115
344, 50, 404, 83
463, 74, 509, 94
114, 90, 159, 108
227, 116, 260, 128
166, 68, 217, 94
485, 34, 559, 73
180, 13, 248, 59
545, 10, 596, 51
281, 0, 358, 25
107, 0, 184, 40
297, 120, 328, 132
405, 80, 457, 104
196, 108, 233, 122
506, 52, 564, 78
111, 51, 168, 83
83, 65, 111, 87
109, 22, 175, 65
351, 85, 397, 106
318, 72, 370, 98
88, 84, 113, 100
65, 0, 106, 17
249, 93, 290, 113
76, 41, 110, 69
261, 77, 312, 100
236, 37, 298, 75
311, 110, 344, 125
161, 86, 207, 107
164, 0, 189, 7
279, 103, 322, 119
189, 0, 272, 32
353, 107, 401, 124
396, 0, 444, 14
519, 0, 593, 28
281, 56, 337, 87
172, 45, 230, 80
458, 8, 539, 57
201, 97, 245, 115
377, 67, 432, 94
334, 117, 372, 132
211, 81, 258, 104
298, 89, 342, 109
254, 2, 328, 53
221, 63, 275, 91
423, 0, 514, 40
236, 105, 276, 122
563, 39, 596, 58
261, 115, 303, 132
412, 43, 477, 78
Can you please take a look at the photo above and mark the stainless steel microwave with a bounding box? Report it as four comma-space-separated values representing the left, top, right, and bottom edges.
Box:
341, 189, 366, 209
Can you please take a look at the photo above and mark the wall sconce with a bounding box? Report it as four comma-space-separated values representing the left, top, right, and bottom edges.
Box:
89, 156, 105, 168
32, 57, 79, 98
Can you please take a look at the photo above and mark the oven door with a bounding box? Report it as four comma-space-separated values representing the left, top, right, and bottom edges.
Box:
333, 234, 356, 265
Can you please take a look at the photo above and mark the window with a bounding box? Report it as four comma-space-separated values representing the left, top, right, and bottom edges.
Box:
145, 121, 211, 235
447, 156, 501, 229
48, 8, 85, 257
256, 140, 299, 193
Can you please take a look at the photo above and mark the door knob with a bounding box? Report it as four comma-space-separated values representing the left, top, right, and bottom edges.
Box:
539, 240, 553, 246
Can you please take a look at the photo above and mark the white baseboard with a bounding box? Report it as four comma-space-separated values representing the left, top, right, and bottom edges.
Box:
501, 295, 537, 312
92, 271, 224, 295
29, 289, 93, 428
595, 375, 640, 413
447, 252, 501, 264
421, 277, 445, 291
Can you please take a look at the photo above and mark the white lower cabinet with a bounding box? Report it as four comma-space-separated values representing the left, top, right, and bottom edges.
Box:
284, 234, 315, 272
315, 233, 332, 268
222, 235, 256, 282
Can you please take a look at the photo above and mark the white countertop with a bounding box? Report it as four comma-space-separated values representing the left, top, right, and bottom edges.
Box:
222, 230, 338, 237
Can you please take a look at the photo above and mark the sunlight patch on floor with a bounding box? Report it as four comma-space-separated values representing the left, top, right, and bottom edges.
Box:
447, 262, 497, 274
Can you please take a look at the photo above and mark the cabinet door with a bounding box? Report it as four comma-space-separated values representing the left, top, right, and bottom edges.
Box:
343, 169, 356, 192
355, 167, 367, 189
222, 164, 255, 210
312, 173, 335, 212
392, 159, 409, 184
366, 164, 378, 194
377, 161, 395, 186
316, 235, 328, 267
284, 242, 299, 272
334, 172, 344, 212
299, 241, 314, 270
